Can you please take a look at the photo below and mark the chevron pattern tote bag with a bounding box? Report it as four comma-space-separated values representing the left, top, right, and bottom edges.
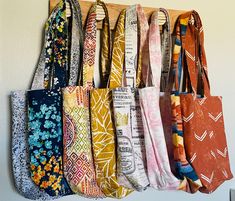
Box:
174, 11, 233, 193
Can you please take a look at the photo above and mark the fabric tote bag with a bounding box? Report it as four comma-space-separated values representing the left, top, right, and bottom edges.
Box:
175, 11, 233, 193
158, 8, 176, 176
10, 2, 70, 199
170, 14, 204, 193
89, 8, 133, 198
138, 11, 180, 190
62, 1, 113, 198
27, 0, 79, 196
112, 5, 150, 191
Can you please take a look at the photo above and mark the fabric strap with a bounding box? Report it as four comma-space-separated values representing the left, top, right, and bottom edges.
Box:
159, 8, 172, 92
124, 6, 138, 87
82, 1, 111, 89
108, 10, 125, 88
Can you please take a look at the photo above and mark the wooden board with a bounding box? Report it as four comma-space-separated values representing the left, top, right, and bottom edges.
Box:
50, 0, 187, 32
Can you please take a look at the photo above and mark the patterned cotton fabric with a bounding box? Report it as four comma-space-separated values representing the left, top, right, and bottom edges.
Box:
28, 0, 73, 196
61, 1, 104, 198
10, 2, 66, 200
139, 11, 180, 190
175, 11, 233, 193
170, 10, 203, 193
112, 5, 150, 191
88, 4, 133, 198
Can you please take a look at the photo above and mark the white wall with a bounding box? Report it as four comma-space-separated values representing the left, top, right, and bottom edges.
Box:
1, 0, 235, 201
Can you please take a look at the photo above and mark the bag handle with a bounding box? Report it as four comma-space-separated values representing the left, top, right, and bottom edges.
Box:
67, 0, 84, 86
146, 11, 162, 89
173, 11, 210, 97
30, 2, 63, 90
82, 1, 111, 89
184, 11, 210, 97
108, 9, 126, 89
123, 4, 149, 88
159, 8, 172, 92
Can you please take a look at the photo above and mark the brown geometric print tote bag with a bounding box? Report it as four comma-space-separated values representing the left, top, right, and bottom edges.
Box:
176, 11, 233, 193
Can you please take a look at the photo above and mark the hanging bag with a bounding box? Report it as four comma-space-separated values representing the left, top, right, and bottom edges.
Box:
169, 11, 208, 193
62, 1, 109, 198
158, 8, 176, 176
176, 11, 233, 193
138, 11, 180, 190
112, 4, 149, 191
89, 3, 132, 198
27, 0, 81, 196
10, 2, 73, 199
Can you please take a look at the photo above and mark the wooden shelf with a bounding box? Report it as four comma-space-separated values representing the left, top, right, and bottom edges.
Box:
50, 0, 186, 32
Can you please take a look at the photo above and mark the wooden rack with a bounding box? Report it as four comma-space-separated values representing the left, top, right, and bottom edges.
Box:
50, 0, 187, 33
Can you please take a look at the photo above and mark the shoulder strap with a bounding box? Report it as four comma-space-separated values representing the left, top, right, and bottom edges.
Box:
82, 1, 111, 89
108, 9, 126, 88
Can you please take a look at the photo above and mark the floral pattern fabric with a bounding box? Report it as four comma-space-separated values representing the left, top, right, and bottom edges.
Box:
11, 91, 54, 200
28, 89, 71, 196
28, 0, 73, 196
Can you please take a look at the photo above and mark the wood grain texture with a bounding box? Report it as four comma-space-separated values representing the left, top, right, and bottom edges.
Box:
50, 0, 187, 33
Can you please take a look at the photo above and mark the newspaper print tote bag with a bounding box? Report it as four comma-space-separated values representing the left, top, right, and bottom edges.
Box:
89, 3, 132, 198
112, 4, 150, 191
139, 11, 180, 190
27, 0, 78, 196
62, 1, 111, 198
176, 11, 233, 193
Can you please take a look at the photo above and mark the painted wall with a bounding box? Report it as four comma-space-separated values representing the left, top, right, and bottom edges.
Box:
1, 0, 235, 200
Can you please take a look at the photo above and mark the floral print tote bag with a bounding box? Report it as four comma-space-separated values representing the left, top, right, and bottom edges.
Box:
27, 0, 83, 196
10, 2, 68, 199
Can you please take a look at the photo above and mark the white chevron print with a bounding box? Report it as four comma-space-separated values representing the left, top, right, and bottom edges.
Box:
210, 150, 216, 159
209, 131, 214, 139
190, 153, 197, 163
199, 96, 207, 105
208, 112, 222, 122
194, 131, 207, 141
183, 112, 194, 122
185, 50, 195, 61
222, 169, 228, 178
217, 147, 227, 158
199, 26, 203, 33
201, 171, 214, 184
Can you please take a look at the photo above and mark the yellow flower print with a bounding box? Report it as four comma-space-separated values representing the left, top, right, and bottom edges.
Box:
54, 164, 60, 173
45, 163, 52, 171
52, 182, 60, 191
49, 175, 56, 183
32, 172, 41, 185
40, 181, 49, 189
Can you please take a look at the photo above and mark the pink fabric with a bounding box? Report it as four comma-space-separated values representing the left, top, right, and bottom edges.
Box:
139, 11, 180, 190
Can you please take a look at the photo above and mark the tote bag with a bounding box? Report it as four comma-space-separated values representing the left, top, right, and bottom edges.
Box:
27, 0, 82, 196
112, 4, 150, 191
62, 1, 116, 198
175, 11, 233, 193
139, 11, 180, 190
10, 2, 71, 199
89, 3, 132, 198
